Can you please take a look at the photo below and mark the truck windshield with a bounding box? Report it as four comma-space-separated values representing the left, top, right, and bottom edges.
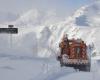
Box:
76, 47, 81, 54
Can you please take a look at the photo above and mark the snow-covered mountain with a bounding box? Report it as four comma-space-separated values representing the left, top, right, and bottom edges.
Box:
15, 9, 64, 26
0, 1, 100, 59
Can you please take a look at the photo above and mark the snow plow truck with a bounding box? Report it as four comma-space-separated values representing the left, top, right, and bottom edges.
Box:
57, 34, 91, 71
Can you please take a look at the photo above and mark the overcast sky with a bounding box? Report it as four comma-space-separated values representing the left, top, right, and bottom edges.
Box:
0, 0, 93, 16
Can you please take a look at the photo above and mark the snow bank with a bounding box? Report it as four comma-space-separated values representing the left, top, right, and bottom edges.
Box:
0, 1, 100, 59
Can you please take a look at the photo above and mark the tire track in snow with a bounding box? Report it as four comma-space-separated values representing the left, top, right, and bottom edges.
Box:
33, 61, 75, 80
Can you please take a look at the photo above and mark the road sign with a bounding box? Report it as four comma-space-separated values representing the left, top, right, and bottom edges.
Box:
0, 25, 18, 48
0, 28, 18, 34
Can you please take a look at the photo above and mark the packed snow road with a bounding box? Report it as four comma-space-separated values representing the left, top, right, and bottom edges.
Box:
0, 56, 75, 80
0, 55, 100, 80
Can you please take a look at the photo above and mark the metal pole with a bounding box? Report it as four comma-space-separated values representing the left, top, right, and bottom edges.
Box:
10, 33, 12, 48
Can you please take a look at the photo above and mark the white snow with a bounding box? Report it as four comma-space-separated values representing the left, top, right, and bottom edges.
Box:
0, 1, 100, 80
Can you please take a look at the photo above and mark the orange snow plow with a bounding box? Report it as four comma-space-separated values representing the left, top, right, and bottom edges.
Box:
57, 34, 91, 71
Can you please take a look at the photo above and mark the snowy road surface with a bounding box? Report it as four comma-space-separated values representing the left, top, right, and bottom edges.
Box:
0, 56, 75, 80
0, 56, 100, 80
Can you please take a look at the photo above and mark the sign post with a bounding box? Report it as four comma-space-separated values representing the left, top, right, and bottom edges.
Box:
0, 25, 18, 48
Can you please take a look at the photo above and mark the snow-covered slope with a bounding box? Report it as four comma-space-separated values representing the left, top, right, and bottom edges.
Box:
15, 9, 64, 26
0, 1, 100, 59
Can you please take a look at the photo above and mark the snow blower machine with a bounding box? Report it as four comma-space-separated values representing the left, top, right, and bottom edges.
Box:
57, 34, 91, 71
